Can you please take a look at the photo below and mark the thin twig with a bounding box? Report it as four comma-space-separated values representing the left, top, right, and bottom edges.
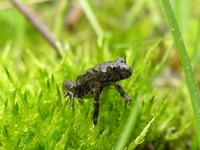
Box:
10, 0, 62, 57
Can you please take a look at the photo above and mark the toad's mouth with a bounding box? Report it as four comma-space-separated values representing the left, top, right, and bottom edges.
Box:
120, 66, 132, 79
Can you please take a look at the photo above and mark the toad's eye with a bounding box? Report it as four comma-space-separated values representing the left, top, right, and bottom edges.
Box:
116, 57, 126, 64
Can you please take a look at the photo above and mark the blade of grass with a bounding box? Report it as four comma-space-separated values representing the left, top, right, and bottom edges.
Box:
161, 0, 200, 147
114, 99, 141, 150
128, 117, 155, 149
124, 0, 146, 29
78, 0, 104, 39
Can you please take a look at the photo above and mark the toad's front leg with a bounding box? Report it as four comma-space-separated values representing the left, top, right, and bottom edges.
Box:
113, 82, 132, 104
64, 91, 75, 108
92, 85, 103, 126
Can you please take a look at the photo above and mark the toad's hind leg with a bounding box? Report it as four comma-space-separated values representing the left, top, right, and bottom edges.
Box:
113, 82, 132, 104
92, 86, 102, 126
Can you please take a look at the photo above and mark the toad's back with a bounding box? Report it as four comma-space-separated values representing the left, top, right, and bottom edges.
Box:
76, 61, 113, 84
76, 58, 132, 87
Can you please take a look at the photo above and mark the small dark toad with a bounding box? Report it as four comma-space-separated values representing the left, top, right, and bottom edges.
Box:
62, 57, 132, 125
